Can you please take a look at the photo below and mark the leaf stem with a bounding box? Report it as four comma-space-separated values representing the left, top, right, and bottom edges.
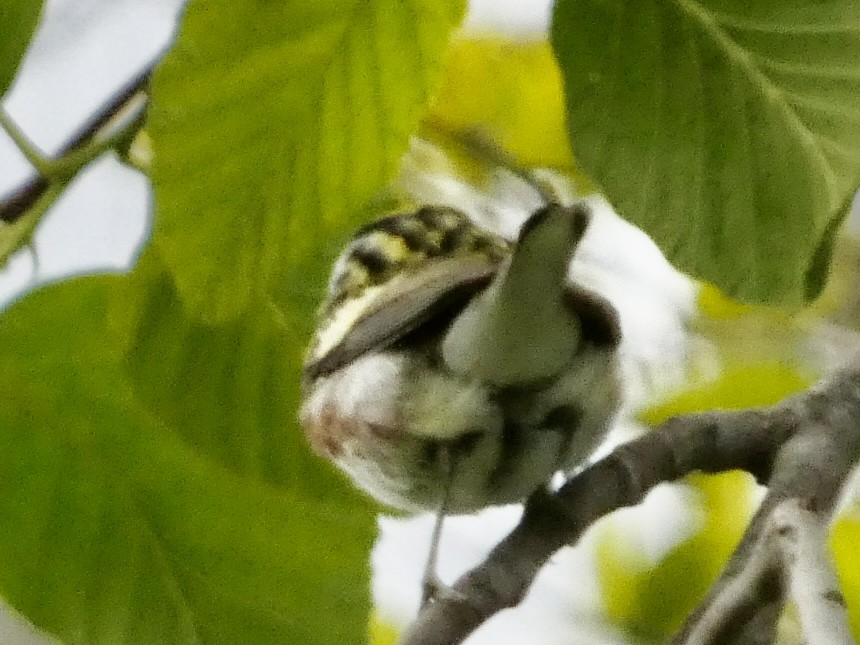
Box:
0, 183, 63, 266
49, 94, 147, 182
0, 109, 52, 176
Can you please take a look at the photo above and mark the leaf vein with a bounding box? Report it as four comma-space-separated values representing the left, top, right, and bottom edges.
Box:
672, 0, 838, 187
707, 10, 860, 36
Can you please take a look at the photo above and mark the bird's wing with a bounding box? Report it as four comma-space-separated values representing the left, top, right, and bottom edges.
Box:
304, 255, 498, 378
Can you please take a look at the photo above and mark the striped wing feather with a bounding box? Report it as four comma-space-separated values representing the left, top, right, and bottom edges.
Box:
305, 256, 498, 378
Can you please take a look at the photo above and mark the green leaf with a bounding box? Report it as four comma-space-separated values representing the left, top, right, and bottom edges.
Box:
0, 276, 375, 645
108, 249, 369, 502
804, 191, 853, 301
551, 0, 860, 306
0, 1, 42, 96
149, 0, 467, 323
427, 39, 575, 170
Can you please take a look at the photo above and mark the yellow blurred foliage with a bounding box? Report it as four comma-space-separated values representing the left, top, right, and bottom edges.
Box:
368, 611, 400, 645
697, 283, 758, 321
830, 513, 860, 640
640, 362, 813, 428
425, 36, 599, 198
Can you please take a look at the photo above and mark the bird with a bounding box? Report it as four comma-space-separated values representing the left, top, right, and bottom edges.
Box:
299, 200, 622, 603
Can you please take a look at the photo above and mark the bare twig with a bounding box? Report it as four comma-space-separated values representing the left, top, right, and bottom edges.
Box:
398, 362, 860, 645
0, 60, 156, 223
0, 176, 49, 224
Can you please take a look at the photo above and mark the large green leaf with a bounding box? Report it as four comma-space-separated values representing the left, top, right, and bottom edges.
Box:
149, 0, 467, 323
109, 249, 366, 499
0, 1, 42, 95
0, 276, 375, 644
551, 0, 860, 305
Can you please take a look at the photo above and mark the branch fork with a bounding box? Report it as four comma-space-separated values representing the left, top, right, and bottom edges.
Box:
400, 362, 860, 645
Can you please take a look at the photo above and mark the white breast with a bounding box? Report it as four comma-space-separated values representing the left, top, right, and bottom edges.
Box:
301, 342, 618, 513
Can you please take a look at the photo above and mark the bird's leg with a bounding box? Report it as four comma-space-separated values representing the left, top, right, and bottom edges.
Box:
420, 445, 454, 608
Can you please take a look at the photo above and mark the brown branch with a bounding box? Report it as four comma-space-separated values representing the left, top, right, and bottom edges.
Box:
778, 499, 852, 645
674, 411, 860, 644
398, 361, 860, 645
0, 59, 157, 223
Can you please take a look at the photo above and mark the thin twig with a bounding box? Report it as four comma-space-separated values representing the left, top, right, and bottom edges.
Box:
0, 60, 156, 223
675, 414, 860, 645
420, 118, 566, 204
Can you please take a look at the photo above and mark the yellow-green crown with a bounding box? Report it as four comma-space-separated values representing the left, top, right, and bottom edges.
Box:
305, 206, 510, 374
323, 206, 509, 311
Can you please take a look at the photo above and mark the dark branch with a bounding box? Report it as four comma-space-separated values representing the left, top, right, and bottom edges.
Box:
674, 402, 860, 645
398, 361, 860, 645
0, 59, 157, 223
0, 176, 49, 223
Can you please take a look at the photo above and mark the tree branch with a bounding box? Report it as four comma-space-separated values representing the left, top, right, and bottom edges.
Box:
675, 414, 859, 645
398, 361, 860, 645
0, 59, 156, 223
778, 499, 852, 645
